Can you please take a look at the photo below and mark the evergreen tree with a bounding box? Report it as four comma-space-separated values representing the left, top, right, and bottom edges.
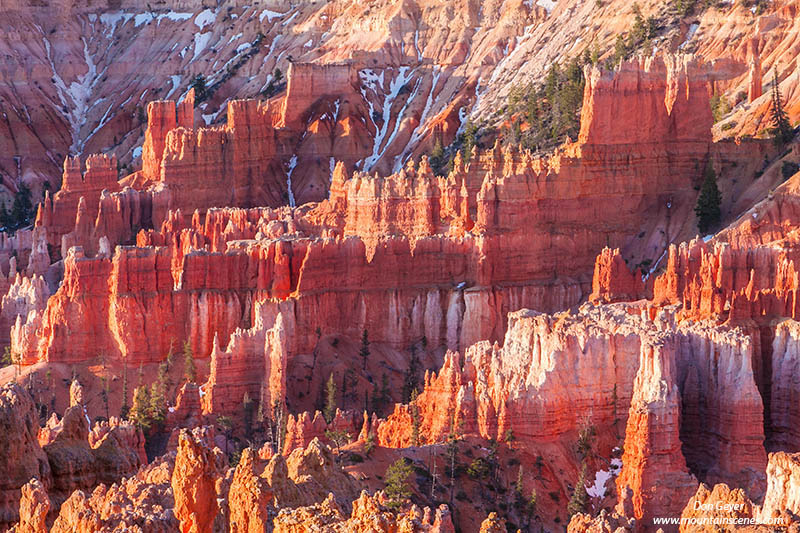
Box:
1, 346, 12, 367
770, 69, 794, 146
694, 161, 722, 234
130, 386, 152, 430
324, 429, 350, 461
515, 466, 525, 500
217, 415, 233, 456
360, 329, 370, 370
370, 378, 382, 415
0, 202, 10, 231
364, 430, 376, 457
402, 344, 421, 403
324, 373, 337, 423
567, 462, 589, 517
120, 363, 130, 420
384, 459, 414, 510
590, 43, 600, 65
190, 74, 208, 104
429, 139, 447, 177
445, 413, 462, 504
10, 182, 33, 231
528, 489, 538, 519
183, 340, 195, 383
148, 381, 166, 426
410, 388, 421, 446
460, 120, 478, 161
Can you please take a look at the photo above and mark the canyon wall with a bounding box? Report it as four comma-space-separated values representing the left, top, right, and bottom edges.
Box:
16, 54, 749, 383
375, 301, 767, 524
0, 382, 143, 530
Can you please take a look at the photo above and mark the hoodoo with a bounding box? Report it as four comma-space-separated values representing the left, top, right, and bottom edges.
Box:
1, 0, 800, 530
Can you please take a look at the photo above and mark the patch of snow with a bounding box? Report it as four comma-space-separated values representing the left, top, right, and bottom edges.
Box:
282, 11, 299, 26
610, 458, 623, 471
167, 75, 181, 99
134, 13, 152, 27
227, 32, 243, 44
43, 31, 100, 153
260, 9, 285, 22
586, 468, 613, 499
752, 212, 758, 219
194, 9, 216, 29
168, 406, 176, 413
360, 67, 418, 171
286, 155, 297, 207
703, 234, 714, 243
162, 11, 193, 23
236, 42, 250, 53
135, 11, 194, 27
193, 32, 213, 61
644, 248, 668, 280
329, 157, 336, 183
536, 0, 557, 13
202, 114, 214, 125
99, 12, 133, 36
198, 384, 206, 398
414, 29, 422, 62
304, 39, 313, 47
394, 65, 441, 172
132, 147, 143, 159
679, 23, 699, 49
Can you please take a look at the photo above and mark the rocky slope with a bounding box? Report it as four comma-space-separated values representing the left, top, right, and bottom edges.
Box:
0, 0, 800, 529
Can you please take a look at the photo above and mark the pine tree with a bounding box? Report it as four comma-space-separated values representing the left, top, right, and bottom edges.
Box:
130, 386, 152, 430
324, 429, 350, 461
410, 388, 421, 446
148, 382, 166, 426
694, 160, 722, 235
120, 363, 130, 420
567, 462, 589, 517
10, 182, 33, 231
429, 139, 447, 177
360, 329, 370, 370
370, 378, 382, 415
461, 120, 478, 161
183, 340, 195, 383
770, 69, 794, 146
590, 43, 600, 65
1, 346, 12, 367
323, 373, 337, 423
515, 466, 524, 499
446, 414, 462, 504
402, 344, 421, 403
0, 202, 10, 231
384, 459, 414, 510
364, 430, 376, 457
190, 74, 208, 104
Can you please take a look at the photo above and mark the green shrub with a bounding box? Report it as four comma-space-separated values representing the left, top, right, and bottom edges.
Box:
782, 161, 800, 181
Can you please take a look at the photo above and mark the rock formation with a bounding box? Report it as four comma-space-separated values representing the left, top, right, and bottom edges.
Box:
12, 479, 49, 533
678, 483, 755, 532
0, 384, 50, 530
172, 428, 224, 533
759, 451, 800, 525
0, 0, 797, 527
272, 490, 456, 533
568, 509, 633, 533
